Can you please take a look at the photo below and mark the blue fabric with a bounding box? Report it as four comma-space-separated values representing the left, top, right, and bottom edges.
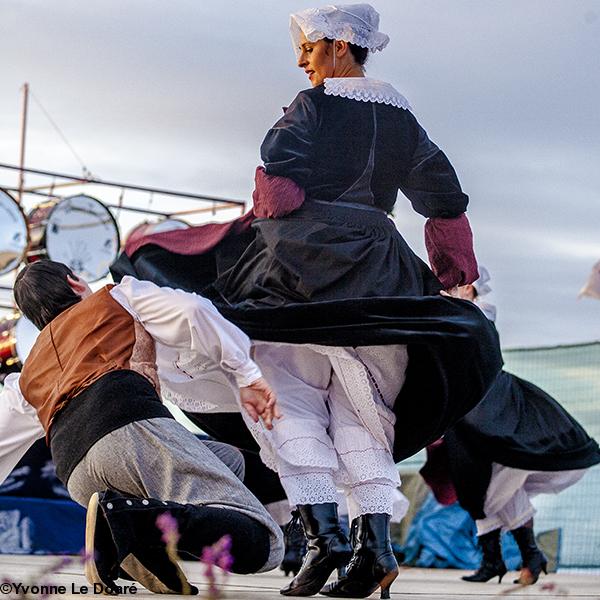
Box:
0, 496, 85, 555
402, 492, 521, 570
0, 440, 70, 500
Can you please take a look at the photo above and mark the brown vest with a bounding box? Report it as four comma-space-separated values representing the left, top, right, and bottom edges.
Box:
19, 286, 159, 434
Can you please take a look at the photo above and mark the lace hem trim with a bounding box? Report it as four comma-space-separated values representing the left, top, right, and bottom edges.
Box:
280, 472, 338, 506
324, 78, 411, 110
337, 447, 400, 485
346, 481, 395, 517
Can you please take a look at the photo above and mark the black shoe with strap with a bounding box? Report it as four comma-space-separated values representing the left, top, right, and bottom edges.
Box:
320, 513, 399, 600
511, 524, 547, 585
462, 528, 507, 583
280, 503, 351, 597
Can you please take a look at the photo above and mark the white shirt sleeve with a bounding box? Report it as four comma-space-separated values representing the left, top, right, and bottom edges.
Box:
110, 277, 262, 387
0, 373, 45, 485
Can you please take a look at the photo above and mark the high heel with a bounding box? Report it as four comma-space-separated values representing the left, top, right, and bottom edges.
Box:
511, 523, 547, 585
514, 560, 547, 585
280, 503, 351, 596
462, 564, 507, 583
320, 513, 399, 598
378, 567, 399, 599
462, 529, 507, 583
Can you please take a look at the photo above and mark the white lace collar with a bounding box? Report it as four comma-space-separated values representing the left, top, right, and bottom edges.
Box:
323, 77, 411, 110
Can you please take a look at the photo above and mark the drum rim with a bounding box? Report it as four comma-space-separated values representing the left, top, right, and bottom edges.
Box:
0, 186, 31, 276
127, 217, 190, 234
27, 193, 121, 282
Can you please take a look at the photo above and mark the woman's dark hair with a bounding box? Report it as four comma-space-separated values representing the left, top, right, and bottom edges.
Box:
14, 260, 82, 330
324, 38, 369, 66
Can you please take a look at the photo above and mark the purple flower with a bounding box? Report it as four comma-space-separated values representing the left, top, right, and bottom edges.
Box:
156, 512, 180, 545
199, 534, 234, 599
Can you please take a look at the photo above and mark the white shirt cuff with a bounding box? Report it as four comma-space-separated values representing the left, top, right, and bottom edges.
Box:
234, 361, 263, 388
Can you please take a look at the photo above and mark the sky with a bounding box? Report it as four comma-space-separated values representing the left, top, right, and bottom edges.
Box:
0, 0, 599, 347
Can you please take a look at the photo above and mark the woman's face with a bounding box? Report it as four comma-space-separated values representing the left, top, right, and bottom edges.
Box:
297, 32, 333, 87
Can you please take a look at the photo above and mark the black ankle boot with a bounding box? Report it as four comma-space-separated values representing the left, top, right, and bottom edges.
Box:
280, 511, 308, 577
94, 491, 198, 595
320, 513, 399, 600
280, 503, 352, 597
462, 529, 507, 583
511, 524, 547, 585
97, 490, 271, 583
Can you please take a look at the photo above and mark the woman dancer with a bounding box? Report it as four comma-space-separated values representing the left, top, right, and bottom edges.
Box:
423, 269, 600, 585
112, 4, 502, 598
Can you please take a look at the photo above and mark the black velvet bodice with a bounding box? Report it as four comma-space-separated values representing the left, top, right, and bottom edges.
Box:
261, 84, 468, 217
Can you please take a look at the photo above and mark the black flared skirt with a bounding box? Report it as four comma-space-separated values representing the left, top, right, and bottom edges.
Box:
443, 370, 600, 518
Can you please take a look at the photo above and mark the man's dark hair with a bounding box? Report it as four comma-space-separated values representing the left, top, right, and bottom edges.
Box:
14, 261, 82, 330
324, 38, 369, 66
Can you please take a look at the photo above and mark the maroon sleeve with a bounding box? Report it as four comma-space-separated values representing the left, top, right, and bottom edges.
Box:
252, 166, 305, 218
424, 214, 479, 289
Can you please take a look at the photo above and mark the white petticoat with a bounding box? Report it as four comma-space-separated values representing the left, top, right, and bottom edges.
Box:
476, 463, 588, 535
243, 342, 409, 518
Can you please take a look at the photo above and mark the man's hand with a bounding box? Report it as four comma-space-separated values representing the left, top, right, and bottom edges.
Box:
239, 377, 281, 430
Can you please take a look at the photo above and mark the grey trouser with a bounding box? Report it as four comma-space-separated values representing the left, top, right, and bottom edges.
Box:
198, 438, 246, 481
67, 417, 284, 572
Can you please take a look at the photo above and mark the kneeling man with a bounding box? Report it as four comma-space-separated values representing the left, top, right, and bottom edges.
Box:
0, 260, 283, 593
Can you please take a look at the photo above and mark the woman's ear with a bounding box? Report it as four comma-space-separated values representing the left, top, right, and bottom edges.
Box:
336, 40, 350, 57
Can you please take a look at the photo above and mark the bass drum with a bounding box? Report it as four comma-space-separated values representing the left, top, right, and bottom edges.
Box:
27, 194, 120, 282
0, 187, 29, 275
0, 313, 38, 378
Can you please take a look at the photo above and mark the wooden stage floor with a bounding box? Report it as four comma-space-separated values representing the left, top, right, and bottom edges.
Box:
1, 555, 599, 599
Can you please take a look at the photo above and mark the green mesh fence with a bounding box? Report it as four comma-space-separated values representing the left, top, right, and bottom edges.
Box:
400, 341, 600, 569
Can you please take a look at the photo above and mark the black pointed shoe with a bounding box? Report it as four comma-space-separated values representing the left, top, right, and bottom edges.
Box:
280, 503, 351, 596
280, 510, 308, 577
320, 513, 399, 599
462, 529, 507, 583
511, 524, 548, 585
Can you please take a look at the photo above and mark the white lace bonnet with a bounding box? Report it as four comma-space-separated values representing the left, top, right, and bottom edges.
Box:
290, 4, 390, 58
